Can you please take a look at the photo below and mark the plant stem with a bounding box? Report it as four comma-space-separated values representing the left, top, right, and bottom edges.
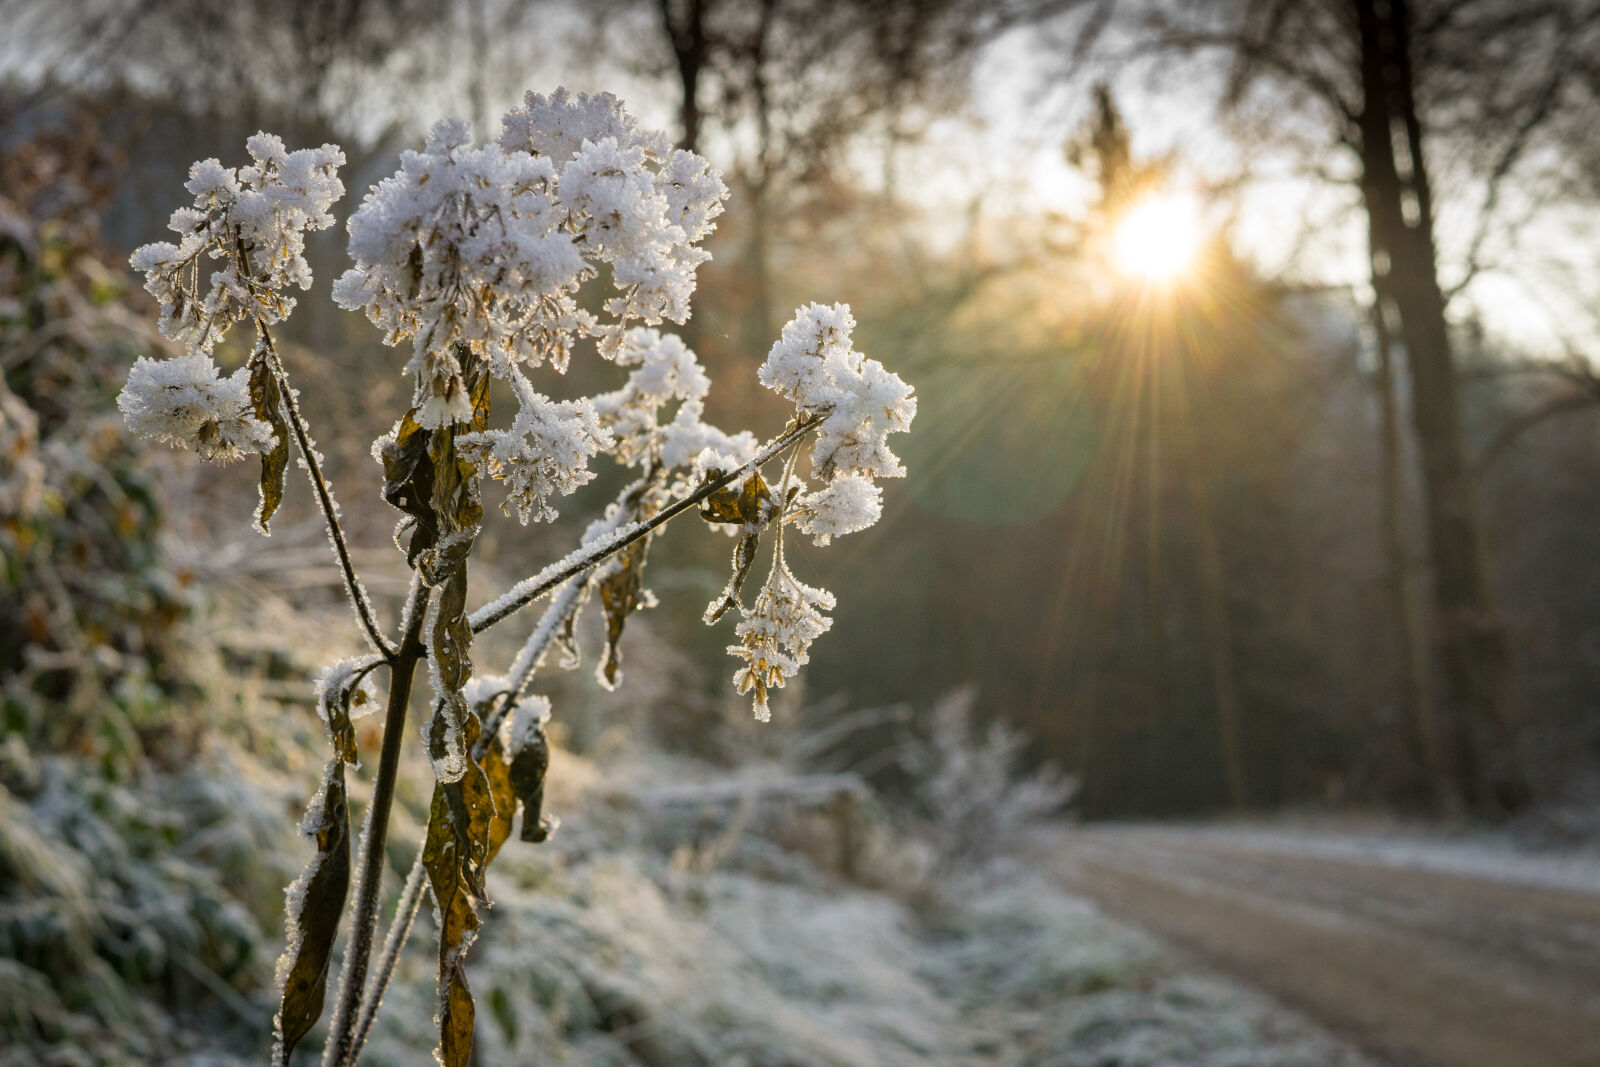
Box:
258, 325, 397, 660
345, 853, 427, 1061
343, 572, 590, 1065
469, 414, 818, 635
340, 417, 817, 1062
322, 578, 430, 1067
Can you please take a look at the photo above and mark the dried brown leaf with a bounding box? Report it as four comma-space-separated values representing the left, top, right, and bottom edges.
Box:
506, 719, 553, 844
249, 350, 291, 534
422, 715, 497, 1067
597, 533, 652, 688
272, 759, 350, 1065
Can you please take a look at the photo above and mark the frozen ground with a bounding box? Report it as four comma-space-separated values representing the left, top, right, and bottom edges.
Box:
348, 756, 1377, 1067
1167, 815, 1600, 895
360, 850, 1377, 1067
0, 734, 1384, 1066
1046, 823, 1600, 1067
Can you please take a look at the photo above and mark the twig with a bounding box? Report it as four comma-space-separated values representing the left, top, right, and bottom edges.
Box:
469, 414, 819, 635
258, 326, 398, 660
343, 418, 819, 1064
344, 854, 428, 1062
1470, 391, 1600, 480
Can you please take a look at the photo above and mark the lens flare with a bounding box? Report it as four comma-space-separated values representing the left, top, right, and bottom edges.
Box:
1113, 192, 1202, 282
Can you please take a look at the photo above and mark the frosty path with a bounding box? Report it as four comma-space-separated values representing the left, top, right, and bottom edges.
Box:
1044, 826, 1600, 1067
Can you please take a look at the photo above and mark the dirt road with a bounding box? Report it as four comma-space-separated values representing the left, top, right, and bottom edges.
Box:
1045, 827, 1600, 1067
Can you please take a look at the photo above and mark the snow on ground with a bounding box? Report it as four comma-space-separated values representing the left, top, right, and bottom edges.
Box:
1157, 816, 1600, 896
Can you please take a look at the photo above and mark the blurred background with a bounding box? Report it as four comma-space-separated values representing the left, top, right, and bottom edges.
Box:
4, 2, 1600, 1065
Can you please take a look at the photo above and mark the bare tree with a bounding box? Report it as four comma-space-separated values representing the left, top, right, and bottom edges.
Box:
1110, 0, 1600, 815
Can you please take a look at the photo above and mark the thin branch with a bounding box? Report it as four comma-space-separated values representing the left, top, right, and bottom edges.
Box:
345, 853, 427, 1064
342, 419, 817, 1062
257, 325, 398, 660
468, 413, 819, 635
1471, 392, 1600, 480
1133, 25, 1359, 132
1443, 56, 1571, 305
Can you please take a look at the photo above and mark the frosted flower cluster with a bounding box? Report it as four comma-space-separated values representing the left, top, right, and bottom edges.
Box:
119, 87, 919, 1067
457, 377, 610, 525
117, 353, 275, 461
759, 303, 915, 544
729, 566, 837, 722
591, 327, 756, 477
129, 134, 345, 352
334, 90, 728, 450
713, 303, 914, 718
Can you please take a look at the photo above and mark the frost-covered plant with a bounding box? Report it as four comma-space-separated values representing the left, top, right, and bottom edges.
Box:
910, 688, 1076, 872
117, 88, 914, 1066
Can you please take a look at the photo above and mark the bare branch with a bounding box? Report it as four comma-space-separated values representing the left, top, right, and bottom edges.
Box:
1471, 392, 1600, 480
468, 413, 820, 636
1444, 47, 1574, 305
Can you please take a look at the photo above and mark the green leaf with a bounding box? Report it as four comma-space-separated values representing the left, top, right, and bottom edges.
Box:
272, 759, 351, 1065
249, 350, 291, 534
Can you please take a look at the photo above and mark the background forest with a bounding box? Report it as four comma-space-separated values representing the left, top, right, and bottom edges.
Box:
4, 1, 1600, 1064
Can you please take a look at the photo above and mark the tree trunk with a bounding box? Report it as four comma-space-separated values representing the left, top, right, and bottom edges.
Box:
1370, 292, 1449, 811
659, 0, 709, 152
1352, 0, 1528, 815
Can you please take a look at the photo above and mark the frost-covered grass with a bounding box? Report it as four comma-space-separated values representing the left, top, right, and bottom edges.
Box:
348, 763, 1374, 1067
0, 739, 302, 1066
2, 712, 1378, 1067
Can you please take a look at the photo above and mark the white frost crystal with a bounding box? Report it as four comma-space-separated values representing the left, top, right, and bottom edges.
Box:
118, 353, 275, 461
713, 303, 915, 717
458, 378, 610, 525
315, 657, 378, 723
333, 118, 586, 411
122, 87, 917, 751
592, 327, 712, 466
499, 694, 552, 756
761, 302, 917, 482
335, 92, 729, 523
795, 472, 883, 546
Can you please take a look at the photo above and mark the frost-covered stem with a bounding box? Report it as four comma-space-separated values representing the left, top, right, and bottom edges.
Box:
257, 324, 397, 659
322, 579, 430, 1067
344, 572, 590, 1064
346, 853, 427, 1062
469, 414, 819, 635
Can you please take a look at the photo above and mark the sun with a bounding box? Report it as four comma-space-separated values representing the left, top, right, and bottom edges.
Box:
1112, 191, 1202, 283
